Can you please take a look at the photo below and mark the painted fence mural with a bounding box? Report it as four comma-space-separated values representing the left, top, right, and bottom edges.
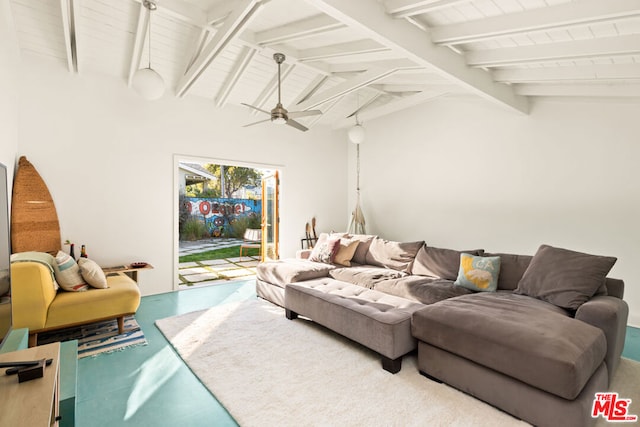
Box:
185, 197, 262, 237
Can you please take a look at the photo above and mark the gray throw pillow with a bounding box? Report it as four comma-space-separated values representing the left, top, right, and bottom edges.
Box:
412, 246, 483, 280
365, 239, 423, 273
514, 245, 616, 310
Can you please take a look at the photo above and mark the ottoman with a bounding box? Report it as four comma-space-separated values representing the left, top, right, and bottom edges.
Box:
285, 278, 424, 373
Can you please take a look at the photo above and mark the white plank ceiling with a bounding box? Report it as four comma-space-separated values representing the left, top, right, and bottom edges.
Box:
8, 0, 640, 130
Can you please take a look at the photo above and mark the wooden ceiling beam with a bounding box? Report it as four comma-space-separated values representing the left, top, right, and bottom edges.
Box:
333, 88, 450, 129
254, 14, 344, 46
467, 34, 640, 68
250, 63, 296, 113
514, 83, 640, 97
127, 2, 149, 86
384, 0, 468, 19
431, 0, 640, 45
304, 0, 529, 113
297, 40, 389, 62
215, 46, 257, 107
493, 64, 640, 83
291, 75, 330, 105
60, 0, 79, 73
176, 0, 263, 98
296, 66, 398, 111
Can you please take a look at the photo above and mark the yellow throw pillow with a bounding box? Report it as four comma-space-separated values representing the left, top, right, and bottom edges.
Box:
333, 239, 360, 267
78, 258, 108, 289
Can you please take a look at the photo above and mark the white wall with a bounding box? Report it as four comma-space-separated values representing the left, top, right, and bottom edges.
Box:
351, 96, 640, 326
0, 1, 19, 187
17, 55, 347, 296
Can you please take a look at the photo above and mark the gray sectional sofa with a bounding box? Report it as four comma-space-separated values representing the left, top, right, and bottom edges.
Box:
255, 233, 629, 427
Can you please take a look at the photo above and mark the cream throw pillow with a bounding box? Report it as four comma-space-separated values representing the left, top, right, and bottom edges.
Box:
78, 258, 108, 289
54, 251, 89, 292
333, 239, 359, 267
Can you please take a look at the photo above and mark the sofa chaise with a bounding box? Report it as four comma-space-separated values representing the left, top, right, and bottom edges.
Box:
256, 233, 629, 427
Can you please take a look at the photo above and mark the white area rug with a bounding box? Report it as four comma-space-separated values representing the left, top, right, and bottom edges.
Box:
156, 299, 640, 427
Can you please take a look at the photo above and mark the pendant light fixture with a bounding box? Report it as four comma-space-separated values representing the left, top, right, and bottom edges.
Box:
132, 0, 165, 100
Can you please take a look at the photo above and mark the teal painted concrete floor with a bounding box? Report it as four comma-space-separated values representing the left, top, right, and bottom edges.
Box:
77, 282, 640, 426
76, 280, 256, 427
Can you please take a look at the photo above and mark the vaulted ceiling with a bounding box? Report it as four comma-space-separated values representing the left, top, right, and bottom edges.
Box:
9, 0, 640, 130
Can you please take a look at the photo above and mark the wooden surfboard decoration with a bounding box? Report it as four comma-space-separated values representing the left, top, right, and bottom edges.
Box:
11, 156, 61, 255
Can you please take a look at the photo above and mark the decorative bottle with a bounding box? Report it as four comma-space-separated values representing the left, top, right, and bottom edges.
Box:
80, 245, 87, 258
69, 243, 75, 260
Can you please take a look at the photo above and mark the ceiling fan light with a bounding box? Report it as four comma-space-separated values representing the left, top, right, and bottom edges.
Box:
133, 67, 165, 100
348, 124, 365, 144
272, 117, 287, 125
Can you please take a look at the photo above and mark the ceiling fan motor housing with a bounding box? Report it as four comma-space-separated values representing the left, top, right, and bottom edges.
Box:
271, 103, 288, 124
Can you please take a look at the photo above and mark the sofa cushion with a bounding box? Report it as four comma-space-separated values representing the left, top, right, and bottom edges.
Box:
373, 276, 473, 305
256, 259, 335, 288
454, 253, 500, 292
515, 245, 617, 310
346, 234, 376, 265
412, 246, 483, 280
483, 252, 532, 291
365, 239, 423, 273
333, 239, 360, 267
54, 251, 89, 292
412, 292, 606, 400
329, 265, 406, 289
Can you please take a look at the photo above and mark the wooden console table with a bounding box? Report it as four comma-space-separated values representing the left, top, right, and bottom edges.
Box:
102, 264, 154, 283
0, 342, 61, 426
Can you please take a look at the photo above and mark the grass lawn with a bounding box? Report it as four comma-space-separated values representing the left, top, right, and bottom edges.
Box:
179, 245, 260, 263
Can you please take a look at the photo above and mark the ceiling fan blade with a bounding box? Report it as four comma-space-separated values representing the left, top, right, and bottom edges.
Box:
241, 103, 271, 116
287, 110, 322, 119
242, 118, 272, 128
286, 119, 309, 132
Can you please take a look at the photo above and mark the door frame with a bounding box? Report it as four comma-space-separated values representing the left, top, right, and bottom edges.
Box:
261, 171, 279, 262
173, 154, 283, 291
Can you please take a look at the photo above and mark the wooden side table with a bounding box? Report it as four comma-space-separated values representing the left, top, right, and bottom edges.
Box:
0, 342, 61, 426
102, 264, 154, 283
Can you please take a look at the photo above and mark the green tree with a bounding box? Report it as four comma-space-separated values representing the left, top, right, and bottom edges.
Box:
205, 164, 262, 199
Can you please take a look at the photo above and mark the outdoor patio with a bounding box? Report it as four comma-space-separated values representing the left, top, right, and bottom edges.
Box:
178, 238, 259, 289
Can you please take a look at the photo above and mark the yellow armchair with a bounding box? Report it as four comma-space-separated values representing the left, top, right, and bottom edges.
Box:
11, 262, 141, 346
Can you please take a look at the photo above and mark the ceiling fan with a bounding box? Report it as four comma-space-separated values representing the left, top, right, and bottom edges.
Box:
242, 53, 322, 132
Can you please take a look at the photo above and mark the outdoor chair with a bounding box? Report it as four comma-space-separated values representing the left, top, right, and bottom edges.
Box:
240, 228, 262, 260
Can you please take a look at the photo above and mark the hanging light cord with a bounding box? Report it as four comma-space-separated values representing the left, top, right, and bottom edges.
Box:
147, 5, 152, 69
356, 144, 360, 194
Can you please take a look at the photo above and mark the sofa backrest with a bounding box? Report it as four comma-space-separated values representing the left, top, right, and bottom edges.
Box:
482, 252, 533, 291
412, 245, 483, 280
364, 238, 423, 273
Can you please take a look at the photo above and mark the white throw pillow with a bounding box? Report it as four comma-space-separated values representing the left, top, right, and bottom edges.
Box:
54, 251, 89, 292
78, 258, 108, 289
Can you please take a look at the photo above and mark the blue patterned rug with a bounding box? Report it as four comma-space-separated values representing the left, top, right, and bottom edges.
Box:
38, 316, 147, 358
